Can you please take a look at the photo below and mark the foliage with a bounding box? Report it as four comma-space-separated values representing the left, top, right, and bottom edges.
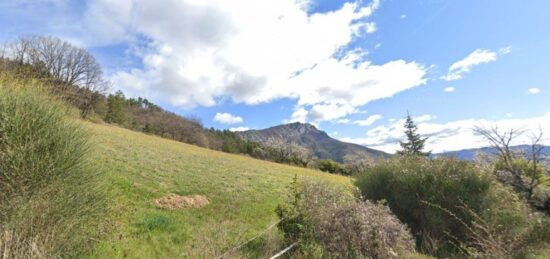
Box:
1, 53, 328, 170
355, 157, 550, 257
275, 175, 312, 244
493, 157, 550, 211
276, 177, 416, 258
0, 73, 105, 257
0, 76, 87, 199
209, 129, 261, 154
319, 202, 415, 258
494, 157, 547, 182
5, 35, 110, 119
397, 113, 430, 157
475, 126, 550, 211
317, 159, 346, 175
105, 90, 127, 125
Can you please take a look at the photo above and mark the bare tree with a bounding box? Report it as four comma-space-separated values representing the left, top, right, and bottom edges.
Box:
526, 129, 549, 197
474, 126, 548, 198
7, 35, 109, 118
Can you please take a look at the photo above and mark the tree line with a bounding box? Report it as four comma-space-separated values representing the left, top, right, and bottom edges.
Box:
0, 35, 318, 169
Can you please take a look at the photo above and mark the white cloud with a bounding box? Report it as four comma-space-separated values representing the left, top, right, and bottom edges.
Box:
77, 0, 427, 122
364, 22, 377, 33
528, 87, 541, 94
498, 46, 512, 55
341, 112, 550, 153
444, 86, 455, 92
354, 114, 383, 126
337, 118, 351, 124
400, 14, 407, 19
229, 126, 250, 132
374, 43, 381, 49
441, 47, 511, 81
213, 112, 243, 124
415, 114, 436, 123
288, 106, 309, 123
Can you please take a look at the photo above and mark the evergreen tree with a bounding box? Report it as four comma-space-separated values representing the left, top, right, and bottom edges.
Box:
105, 90, 127, 125
397, 113, 431, 156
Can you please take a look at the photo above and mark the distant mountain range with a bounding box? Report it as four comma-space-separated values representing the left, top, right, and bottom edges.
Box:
434, 145, 550, 167
237, 122, 549, 167
237, 122, 389, 163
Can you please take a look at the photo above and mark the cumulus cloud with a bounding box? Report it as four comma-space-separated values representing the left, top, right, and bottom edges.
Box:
528, 87, 541, 94
213, 112, 243, 124
354, 114, 383, 126
444, 86, 455, 92
229, 126, 250, 132
341, 112, 550, 153
441, 47, 511, 81
364, 22, 377, 33
77, 0, 427, 123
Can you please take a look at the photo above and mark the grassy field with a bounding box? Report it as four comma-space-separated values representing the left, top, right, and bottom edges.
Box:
85, 121, 352, 258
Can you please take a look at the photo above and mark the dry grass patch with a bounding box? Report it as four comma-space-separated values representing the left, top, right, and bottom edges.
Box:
154, 193, 210, 210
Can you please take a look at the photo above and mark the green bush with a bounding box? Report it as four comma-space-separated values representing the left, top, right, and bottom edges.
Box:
276, 176, 416, 258
0, 73, 105, 257
317, 159, 346, 175
0, 80, 87, 199
355, 157, 550, 257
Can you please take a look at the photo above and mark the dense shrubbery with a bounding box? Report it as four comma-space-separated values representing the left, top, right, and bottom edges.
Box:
493, 157, 550, 211
275, 177, 417, 258
316, 159, 346, 174
0, 78, 87, 199
0, 73, 105, 257
355, 157, 550, 257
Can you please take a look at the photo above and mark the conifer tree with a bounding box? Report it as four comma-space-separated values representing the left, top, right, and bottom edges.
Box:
105, 90, 127, 125
397, 113, 431, 156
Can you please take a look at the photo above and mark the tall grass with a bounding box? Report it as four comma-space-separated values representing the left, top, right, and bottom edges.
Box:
0, 72, 106, 258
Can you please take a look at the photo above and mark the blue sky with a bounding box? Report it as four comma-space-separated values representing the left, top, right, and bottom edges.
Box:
1, 0, 549, 153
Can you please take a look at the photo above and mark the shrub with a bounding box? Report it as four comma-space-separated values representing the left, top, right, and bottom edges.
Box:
0, 77, 87, 199
355, 157, 550, 257
317, 159, 346, 175
318, 201, 415, 258
0, 73, 105, 257
276, 176, 416, 258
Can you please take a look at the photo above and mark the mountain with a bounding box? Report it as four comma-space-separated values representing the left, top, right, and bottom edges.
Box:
236, 122, 389, 163
434, 145, 550, 167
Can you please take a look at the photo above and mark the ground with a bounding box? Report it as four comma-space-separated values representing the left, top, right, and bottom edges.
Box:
84, 122, 352, 258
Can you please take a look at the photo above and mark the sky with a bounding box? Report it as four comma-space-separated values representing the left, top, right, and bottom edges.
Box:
1, 0, 549, 153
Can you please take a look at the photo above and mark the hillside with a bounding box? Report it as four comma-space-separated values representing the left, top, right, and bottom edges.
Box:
84, 122, 352, 258
237, 122, 389, 163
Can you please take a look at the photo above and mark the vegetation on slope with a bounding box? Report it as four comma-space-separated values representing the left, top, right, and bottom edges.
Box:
355, 157, 550, 258
1, 34, 548, 259
0, 73, 106, 257
85, 121, 352, 258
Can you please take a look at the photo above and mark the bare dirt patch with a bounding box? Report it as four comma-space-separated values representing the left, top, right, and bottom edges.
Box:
154, 193, 210, 210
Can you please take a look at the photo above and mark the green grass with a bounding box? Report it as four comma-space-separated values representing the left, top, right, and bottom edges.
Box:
0, 73, 105, 258
85, 122, 352, 258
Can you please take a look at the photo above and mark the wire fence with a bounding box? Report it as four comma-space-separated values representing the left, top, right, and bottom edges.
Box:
216, 217, 290, 259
